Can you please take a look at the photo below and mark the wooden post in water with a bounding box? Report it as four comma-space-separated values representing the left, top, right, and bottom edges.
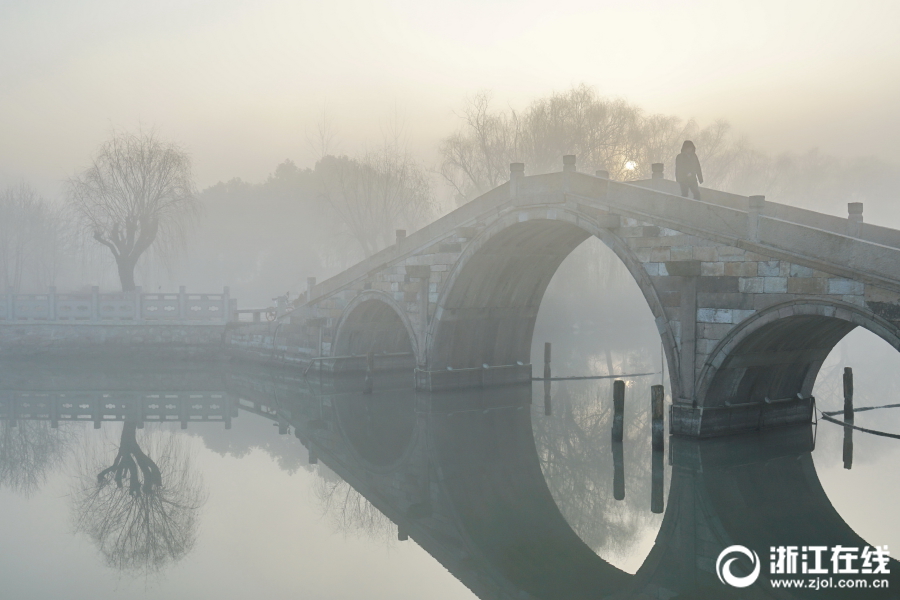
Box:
612, 380, 625, 442
612, 438, 625, 501
651, 449, 664, 514
843, 367, 854, 422
843, 423, 854, 470
364, 351, 375, 394
544, 342, 551, 379
544, 378, 552, 416
651, 385, 665, 451
543, 342, 552, 415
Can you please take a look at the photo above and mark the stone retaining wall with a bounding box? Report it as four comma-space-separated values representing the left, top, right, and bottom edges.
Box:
0, 322, 227, 358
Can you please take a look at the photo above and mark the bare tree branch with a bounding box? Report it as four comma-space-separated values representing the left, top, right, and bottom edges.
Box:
68, 129, 199, 291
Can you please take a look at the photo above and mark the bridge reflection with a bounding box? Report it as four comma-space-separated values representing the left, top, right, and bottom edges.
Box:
1, 360, 897, 597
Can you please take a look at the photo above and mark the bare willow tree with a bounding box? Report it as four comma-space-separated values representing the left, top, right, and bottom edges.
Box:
71, 423, 207, 575
0, 419, 73, 496
0, 183, 67, 292
68, 130, 198, 291
316, 145, 434, 258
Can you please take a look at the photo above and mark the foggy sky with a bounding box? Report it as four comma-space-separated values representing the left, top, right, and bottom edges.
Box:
2, 0, 899, 196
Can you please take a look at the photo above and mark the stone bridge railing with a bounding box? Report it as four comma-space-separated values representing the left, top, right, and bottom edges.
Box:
1, 286, 236, 323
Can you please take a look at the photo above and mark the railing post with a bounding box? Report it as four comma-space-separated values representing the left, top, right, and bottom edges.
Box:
510, 162, 524, 203
91, 286, 99, 322
48, 286, 56, 321
222, 286, 231, 322
847, 202, 864, 238
748, 195, 765, 242
306, 277, 316, 302
229, 298, 237, 323
651, 163, 664, 179
178, 286, 187, 320
396, 229, 406, 245
134, 286, 143, 321
563, 155, 576, 194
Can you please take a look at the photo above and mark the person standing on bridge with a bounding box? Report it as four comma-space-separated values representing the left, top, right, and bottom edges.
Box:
675, 140, 703, 199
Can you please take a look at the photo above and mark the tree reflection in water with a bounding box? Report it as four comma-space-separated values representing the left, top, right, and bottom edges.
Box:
532, 353, 664, 567
0, 420, 73, 496
71, 423, 207, 574
314, 467, 397, 544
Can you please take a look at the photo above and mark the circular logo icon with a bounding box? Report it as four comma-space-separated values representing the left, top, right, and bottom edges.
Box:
716, 545, 761, 588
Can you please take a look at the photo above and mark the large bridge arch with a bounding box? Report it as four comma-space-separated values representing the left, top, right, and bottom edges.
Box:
425, 207, 682, 397
697, 299, 900, 408
332, 290, 419, 360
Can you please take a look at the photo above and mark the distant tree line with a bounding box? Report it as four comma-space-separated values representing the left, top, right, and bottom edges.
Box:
2, 85, 898, 299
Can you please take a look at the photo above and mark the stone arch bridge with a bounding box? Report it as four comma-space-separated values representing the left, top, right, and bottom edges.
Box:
230, 157, 900, 437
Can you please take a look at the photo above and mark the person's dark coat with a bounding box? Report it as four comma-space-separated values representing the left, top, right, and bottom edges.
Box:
675, 150, 703, 185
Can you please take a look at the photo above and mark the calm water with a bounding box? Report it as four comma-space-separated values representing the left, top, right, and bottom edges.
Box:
0, 344, 898, 599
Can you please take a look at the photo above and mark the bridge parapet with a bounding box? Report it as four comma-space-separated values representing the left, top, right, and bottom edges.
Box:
228, 157, 900, 436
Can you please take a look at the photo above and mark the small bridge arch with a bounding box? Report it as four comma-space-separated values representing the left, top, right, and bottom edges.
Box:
332, 290, 419, 360
697, 299, 900, 410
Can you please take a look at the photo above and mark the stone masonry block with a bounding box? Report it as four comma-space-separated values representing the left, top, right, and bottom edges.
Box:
665, 261, 701, 277
787, 277, 826, 295
659, 291, 682, 307
763, 277, 788, 293
697, 293, 754, 310
633, 247, 652, 263
697, 323, 734, 340
842, 295, 866, 307
724, 262, 759, 277
649, 247, 671, 262
670, 246, 693, 260
645, 263, 670, 276
697, 277, 739, 293
738, 277, 764, 293
758, 261, 781, 277
701, 262, 725, 276
828, 279, 864, 295
716, 246, 746, 260
692, 247, 717, 262
753, 294, 792, 309
789, 264, 815, 278
732, 309, 757, 322
697, 308, 733, 324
